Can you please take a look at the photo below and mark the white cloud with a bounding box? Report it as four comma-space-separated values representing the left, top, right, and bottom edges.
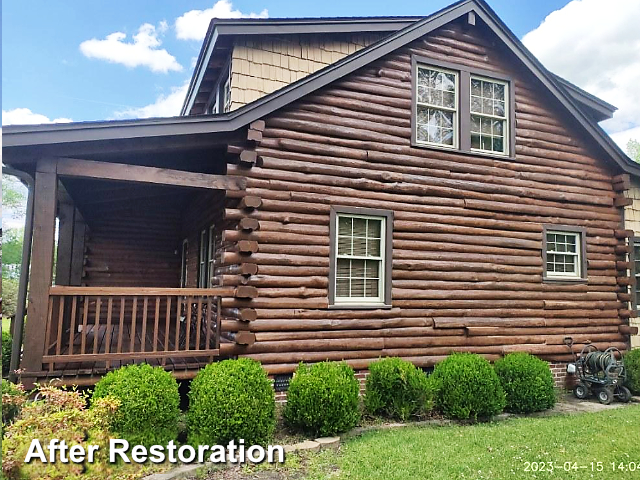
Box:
176, 0, 268, 41
2, 108, 73, 126
80, 23, 182, 73
610, 125, 640, 154
522, 0, 640, 135
113, 82, 189, 119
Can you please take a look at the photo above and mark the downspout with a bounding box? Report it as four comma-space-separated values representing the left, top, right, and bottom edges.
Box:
2, 166, 35, 382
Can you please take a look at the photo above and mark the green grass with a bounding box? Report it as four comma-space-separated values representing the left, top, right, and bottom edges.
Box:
296, 406, 640, 480
2, 317, 11, 333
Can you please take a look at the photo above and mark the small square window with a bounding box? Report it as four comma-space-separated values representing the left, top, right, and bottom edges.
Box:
543, 228, 586, 281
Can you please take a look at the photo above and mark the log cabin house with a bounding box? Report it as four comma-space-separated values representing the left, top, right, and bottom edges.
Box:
3, 0, 640, 389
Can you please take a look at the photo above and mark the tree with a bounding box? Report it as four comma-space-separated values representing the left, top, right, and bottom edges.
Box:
2, 174, 27, 219
628, 139, 640, 163
2, 228, 24, 279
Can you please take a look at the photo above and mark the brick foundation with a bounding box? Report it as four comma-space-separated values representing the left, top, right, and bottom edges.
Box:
548, 362, 577, 390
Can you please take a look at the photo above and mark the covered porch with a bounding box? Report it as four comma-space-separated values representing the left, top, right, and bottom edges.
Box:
20, 154, 246, 386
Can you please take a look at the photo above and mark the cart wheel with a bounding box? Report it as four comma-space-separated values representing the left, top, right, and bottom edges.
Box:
615, 386, 632, 403
574, 382, 589, 399
596, 388, 613, 405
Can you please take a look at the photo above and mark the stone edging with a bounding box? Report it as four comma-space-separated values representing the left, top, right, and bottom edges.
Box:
143, 397, 640, 480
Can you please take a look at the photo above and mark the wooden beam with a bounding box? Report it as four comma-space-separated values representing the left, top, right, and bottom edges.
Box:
69, 212, 86, 286
56, 157, 246, 191
23, 159, 58, 384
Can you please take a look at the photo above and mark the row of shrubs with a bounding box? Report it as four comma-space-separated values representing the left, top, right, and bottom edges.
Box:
3, 350, 639, 477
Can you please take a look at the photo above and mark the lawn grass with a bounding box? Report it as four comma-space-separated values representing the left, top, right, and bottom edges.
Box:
2, 317, 11, 333
293, 405, 640, 480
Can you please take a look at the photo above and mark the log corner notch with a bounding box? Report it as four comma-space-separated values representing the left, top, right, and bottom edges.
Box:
219, 123, 266, 347
611, 178, 635, 333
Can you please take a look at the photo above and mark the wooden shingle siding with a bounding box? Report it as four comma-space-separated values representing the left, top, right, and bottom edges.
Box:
222, 20, 630, 373
229, 33, 384, 110
624, 179, 640, 347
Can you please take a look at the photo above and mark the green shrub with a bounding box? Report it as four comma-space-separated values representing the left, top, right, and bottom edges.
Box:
364, 357, 433, 420
92, 363, 180, 447
2, 386, 120, 480
624, 348, 640, 395
188, 358, 275, 446
431, 353, 506, 420
284, 361, 360, 436
2, 329, 12, 375
2, 380, 25, 433
494, 353, 555, 413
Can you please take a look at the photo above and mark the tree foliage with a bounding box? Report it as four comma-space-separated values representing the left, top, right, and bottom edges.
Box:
628, 139, 640, 163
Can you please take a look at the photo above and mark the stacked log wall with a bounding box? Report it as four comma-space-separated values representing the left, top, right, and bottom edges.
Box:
220, 19, 633, 373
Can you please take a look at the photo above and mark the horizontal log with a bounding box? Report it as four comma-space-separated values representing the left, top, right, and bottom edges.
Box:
239, 196, 262, 210
221, 307, 257, 322
239, 217, 260, 231
619, 325, 639, 335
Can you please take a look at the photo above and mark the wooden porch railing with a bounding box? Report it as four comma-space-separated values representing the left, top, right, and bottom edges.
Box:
43, 287, 222, 369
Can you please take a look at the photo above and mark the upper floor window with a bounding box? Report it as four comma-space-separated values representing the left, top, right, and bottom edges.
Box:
416, 66, 458, 148
542, 226, 587, 282
412, 56, 513, 157
329, 207, 393, 308
470, 77, 509, 154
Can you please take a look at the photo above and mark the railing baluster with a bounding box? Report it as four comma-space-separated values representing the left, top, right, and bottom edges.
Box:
117, 297, 125, 354
81, 296, 89, 355
93, 297, 102, 354
195, 297, 203, 351
206, 297, 213, 362
130, 297, 138, 353
174, 295, 181, 351
141, 297, 148, 352
55, 295, 65, 357
185, 298, 192, 351
216, 296, 222, 350
105, 298, 113, 369
68, 296, 78, 356
44, 296, 54, 356
164, 296, 172, 356
153, 296, 160, 352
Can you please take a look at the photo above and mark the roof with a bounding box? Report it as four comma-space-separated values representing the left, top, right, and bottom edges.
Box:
181, 15, 424, 116
3, 0, 636, 175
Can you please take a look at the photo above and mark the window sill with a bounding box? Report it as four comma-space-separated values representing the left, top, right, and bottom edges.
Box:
328, 303, 393, 310
542, 276, 588, 284
411, 140, 515, 161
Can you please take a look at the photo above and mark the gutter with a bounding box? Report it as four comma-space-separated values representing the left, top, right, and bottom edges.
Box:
2, 166, 35, 381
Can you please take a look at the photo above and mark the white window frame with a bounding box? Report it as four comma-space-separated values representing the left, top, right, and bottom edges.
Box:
469, 75, 509, 156
180, 239, 188, 288
334, 213, 386, 306
207, 225, 216, 288
415, 64, 459, 150
545, 230, 581, 279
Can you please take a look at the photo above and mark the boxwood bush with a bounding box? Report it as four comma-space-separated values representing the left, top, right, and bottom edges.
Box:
2, 329, 12, 375
431, 353, 506, 420
494, 352, 555, 413
284, 361, 360, 436
624, 348, 640, 395
92, 363, 180, 447
188, 358, 275, 446
2, 379, 25, 433
364, 357, 433, 420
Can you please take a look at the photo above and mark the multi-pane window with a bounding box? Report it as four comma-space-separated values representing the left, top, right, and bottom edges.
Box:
415, 66, 458, 148
545, 231, 581, 278
207, 225, 216, 288
198, 229, 208, 288
335, 215, 385, 303
180, 239, 188, 288
470, 76, 508, 154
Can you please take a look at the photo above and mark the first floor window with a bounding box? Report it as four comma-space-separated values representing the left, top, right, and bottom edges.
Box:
544, 229, 583, 279
330, 207, 393, 306
180, 239, 188, 288
207, 225, 216, 287
198, 229, 208, 288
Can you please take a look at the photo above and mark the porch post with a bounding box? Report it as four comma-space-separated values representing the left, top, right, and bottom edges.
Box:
69, 210, 86, 286
55, 199, 75, 286
22, 159, 58, 386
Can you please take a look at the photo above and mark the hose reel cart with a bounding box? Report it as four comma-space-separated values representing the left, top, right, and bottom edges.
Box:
565, 338, 632, 405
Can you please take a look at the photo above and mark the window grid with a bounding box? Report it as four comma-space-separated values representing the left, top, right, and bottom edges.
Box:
198, 229, 208, 288
546, 231, 580, 277
207, 225, 216, 288
415, 66, 458, 148
470, 76, 508, 154
335, 215, 385, 303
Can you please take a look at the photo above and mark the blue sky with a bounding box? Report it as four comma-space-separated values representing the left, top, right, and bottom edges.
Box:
2, 0, 639, 147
